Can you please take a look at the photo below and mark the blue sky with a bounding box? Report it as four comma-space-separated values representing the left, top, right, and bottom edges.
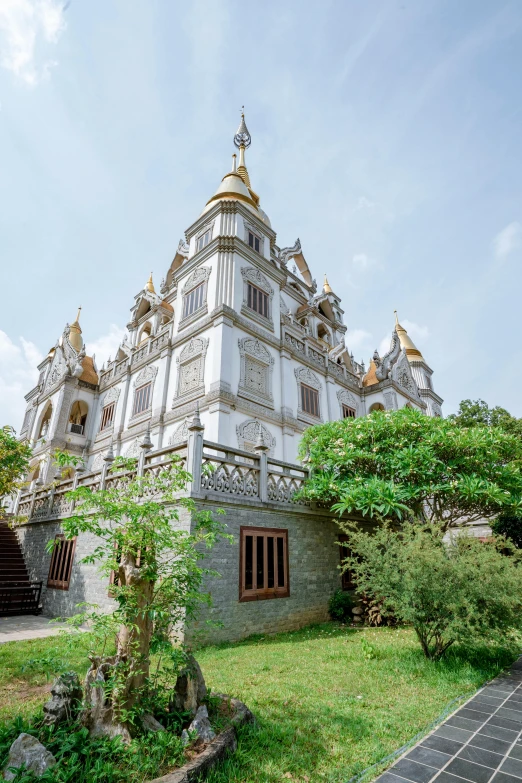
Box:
1, 0, 522, 426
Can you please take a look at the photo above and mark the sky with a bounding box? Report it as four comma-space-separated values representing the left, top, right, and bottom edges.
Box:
1, 0, 522, 428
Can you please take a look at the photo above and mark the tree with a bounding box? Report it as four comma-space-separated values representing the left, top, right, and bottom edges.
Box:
491, 514, 522, 548
0, 425, 32, 509
339, 521, 522, 659
448, 399, 522, 440
56, 453, 228, 741
298, 408, 522, 530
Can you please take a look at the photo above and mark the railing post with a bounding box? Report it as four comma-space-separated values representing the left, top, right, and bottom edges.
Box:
100, 442, 114, 490
28, 477, 42, 520
254, 430, 269, 502
71, 462, 85, 512
187, 402, 204, 495
138, 425, 153, 477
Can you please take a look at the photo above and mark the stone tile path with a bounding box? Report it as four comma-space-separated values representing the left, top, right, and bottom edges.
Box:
0, 615, 69, 644
375, 657, 522, 783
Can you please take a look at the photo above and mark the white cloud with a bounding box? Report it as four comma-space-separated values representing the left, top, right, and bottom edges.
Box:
346, 328, 372, 355
0, 0, 66, 86
85, 324, 125, 368
493, 221, 522, 260
356, 196, 376, 210
0, 330, 42, 429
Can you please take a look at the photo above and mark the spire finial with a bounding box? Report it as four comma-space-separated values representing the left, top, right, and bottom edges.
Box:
145, 272, 155, 294
74, 306, 82, 324
394, 310, 399, 326
234, 108, 251, 150
323, 275, 332, 294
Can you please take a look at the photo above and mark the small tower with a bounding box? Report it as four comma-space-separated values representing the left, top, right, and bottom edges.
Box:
394, 312, 443, 416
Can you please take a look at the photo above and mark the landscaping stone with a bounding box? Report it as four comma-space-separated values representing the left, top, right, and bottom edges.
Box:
3, 733, 56, 781
142, 714, 165, 733
173, 655, 207, 718
43, 672, 83, 726
187, 705, 216, 744
352, 606, 363, 615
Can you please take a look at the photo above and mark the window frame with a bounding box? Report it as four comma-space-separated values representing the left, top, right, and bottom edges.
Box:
182, 282, 206, 319
132, 382, 152, 416
196, 228, 212, 253
47, 534, 77, 591
239, 526, 289, 602
100, 402, 115, 432
246, 282, 269, 319
342, 405, 356, 419
248, 230, 261, 253
301, 383, 320, 418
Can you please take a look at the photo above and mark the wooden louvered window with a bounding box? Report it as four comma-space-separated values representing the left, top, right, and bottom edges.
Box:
47, 535, 76, 590
301, 383, 319, 417
247, 283, 269, 318
183, 283, 205, 318
100, 402, 115, 431
342, 405, 356, 419
240, 527, 289, 602
132, 383, 152, 416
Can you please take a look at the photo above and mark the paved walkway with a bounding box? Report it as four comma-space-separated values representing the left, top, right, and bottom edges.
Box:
0, 615, 69, 644
376, 657, 522, 783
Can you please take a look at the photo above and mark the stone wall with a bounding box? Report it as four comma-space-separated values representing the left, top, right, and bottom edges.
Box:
187, 499, 342, 645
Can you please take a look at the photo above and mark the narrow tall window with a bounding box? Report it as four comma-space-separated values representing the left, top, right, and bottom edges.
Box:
301, 384, 319, 417
47, 535, 76, 591
247, 283, 269, 318
248, 231, 261, 253
342, 405, 356, 419
133, 383, 152, 416
196, 229, 212, 252
100, 402, 115, 431
240, 527, 289, 601
183, 283, 205, 318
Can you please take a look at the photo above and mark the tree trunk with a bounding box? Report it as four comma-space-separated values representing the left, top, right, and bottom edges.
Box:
81, 552, 154, 740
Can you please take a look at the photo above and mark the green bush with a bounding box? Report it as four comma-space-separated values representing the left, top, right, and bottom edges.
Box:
491, 514, 522, 548
339, 521, 522, 659
328, 589, 354, 622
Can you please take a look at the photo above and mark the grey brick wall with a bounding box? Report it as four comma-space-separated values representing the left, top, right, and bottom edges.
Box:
187, 500, 342, 645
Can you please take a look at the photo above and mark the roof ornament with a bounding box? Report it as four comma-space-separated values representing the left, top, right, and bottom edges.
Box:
234, 107, 251, 149
394, 309, 399, 327
145, 273, 156, 294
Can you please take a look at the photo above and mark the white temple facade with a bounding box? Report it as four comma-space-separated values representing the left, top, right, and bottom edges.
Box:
18, 114, 443, 483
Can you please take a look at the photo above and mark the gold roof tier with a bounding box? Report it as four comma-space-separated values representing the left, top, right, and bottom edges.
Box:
205, 166, 259, 212
395, 312, 424, 362
69, 307, 83, 352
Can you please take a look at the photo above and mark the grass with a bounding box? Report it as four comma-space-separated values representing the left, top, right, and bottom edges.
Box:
0, 624, 517, 782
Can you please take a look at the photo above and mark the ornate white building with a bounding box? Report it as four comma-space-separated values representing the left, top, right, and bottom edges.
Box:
18, 114, 443, 484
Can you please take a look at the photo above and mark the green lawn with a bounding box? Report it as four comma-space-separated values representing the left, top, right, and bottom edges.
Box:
0, 624, 516, 783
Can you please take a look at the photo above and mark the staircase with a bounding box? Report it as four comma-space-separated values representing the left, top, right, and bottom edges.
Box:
0, 520, 42, 615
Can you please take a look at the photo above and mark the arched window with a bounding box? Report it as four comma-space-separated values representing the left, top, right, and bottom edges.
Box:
38, 404, 52, 439
69, 401, 88, 435
369, 402, 385, 413
317, 324, 331, 345
139, 322, 152, 344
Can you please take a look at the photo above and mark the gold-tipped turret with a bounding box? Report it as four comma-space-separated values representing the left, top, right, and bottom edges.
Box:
394, 311, 424, 362
69, 307, 83, 352
323, 275, 332, 294
145, 273, 156, 294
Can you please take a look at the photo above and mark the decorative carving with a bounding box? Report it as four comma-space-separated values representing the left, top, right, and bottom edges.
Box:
168, 420, 189, 445
123, 438, 141, 458
337, 389, 359, 416
177, 238, 190, 258
383, 391, 398, 410
236, 419, 276, 456
238, 338, 274, 406
240, 266, 273, 295
103, 386, 121, 405
267, 474, 309, 505
133, 364, 158, 388
183, 265, 211, 293
391, 351, 421, 401
279, 238, 302, 266
375, 330, 401, 381
201, 462, 259, 498
174, 337, 208, 403
91, 452, 104, 472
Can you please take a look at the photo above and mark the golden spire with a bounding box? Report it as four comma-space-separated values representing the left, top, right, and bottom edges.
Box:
69, 306, 83, 352
145, 273, 156, 294
394, 312, 424, 362
323, 275, 332, 294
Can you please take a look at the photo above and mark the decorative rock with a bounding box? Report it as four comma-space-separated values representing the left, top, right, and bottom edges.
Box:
173, 655, 207, 718
43, 672, 83, 726
3, 733, 56, 781
142, 714, 165, 733
352, 606, 363, 615
353, 615, 363, 624
185, 705, 216, 744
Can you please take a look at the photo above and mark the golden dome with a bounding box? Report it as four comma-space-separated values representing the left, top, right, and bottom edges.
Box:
145, 273, 156, 294
394, 312, 424, 362
205, 167, 258, 212
69, 307, 83, 353
323, 275, 332, 294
